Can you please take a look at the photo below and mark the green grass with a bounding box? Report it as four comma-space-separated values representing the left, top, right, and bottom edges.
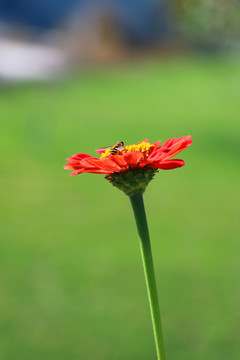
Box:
1, 55, 240, 360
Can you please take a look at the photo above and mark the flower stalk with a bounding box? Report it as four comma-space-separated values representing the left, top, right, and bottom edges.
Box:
64, 136, 192, 358
130, 192, 166, 360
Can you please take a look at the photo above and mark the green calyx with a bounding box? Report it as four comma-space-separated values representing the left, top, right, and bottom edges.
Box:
105, 168, 158, 197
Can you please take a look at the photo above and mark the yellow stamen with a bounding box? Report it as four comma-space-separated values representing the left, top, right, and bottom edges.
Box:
100, 141, 154, 159
100, 149, 112, 159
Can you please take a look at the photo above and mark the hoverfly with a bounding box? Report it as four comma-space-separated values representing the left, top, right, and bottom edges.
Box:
96, 141, 124, 155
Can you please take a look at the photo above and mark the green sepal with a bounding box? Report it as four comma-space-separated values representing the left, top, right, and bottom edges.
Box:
105, 168, 158, 196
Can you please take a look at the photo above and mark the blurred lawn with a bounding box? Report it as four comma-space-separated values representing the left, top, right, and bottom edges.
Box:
1, 55, 240, 360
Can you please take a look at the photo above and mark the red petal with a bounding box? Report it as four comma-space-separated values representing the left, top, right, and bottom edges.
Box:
80, 158, 102, 169
69, 169, 86, 176
95, 148, 108, 155
82, 168, 111, 174
151, 140, 161, 148
123, 152, 143, 167
160, 139, 192, 161
108, 154, 128, 168
160, 136, 192, 152
96, 158, 122, 172
153, 159, 185, 170
148, 148, 163, 161
160, 138, 175, 150
67, 153, 93, 161
138, 158, 155, 168
81, 157, 121, 172
64, 162, 83, 170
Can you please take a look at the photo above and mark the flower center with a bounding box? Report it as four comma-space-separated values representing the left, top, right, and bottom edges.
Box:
100, 141, 153, 159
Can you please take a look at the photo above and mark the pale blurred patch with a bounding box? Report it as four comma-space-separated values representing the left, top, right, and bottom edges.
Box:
0, 37, 67, 82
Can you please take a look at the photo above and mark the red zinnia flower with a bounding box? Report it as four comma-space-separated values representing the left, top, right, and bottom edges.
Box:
64, 136, 192, 196
64, 136, 192, 175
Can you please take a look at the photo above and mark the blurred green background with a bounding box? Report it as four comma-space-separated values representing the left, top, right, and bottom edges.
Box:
1, 55, 240, 360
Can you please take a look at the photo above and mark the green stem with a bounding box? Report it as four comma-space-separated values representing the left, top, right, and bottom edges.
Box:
130, 193, 166, 360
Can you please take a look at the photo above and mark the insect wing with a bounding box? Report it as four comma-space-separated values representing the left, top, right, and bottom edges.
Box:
96, 145, 112, 154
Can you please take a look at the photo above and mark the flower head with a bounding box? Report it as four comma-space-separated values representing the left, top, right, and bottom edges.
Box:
64, 136, 192, 196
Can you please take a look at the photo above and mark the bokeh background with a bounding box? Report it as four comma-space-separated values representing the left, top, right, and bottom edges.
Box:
1, 1, 240, 359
